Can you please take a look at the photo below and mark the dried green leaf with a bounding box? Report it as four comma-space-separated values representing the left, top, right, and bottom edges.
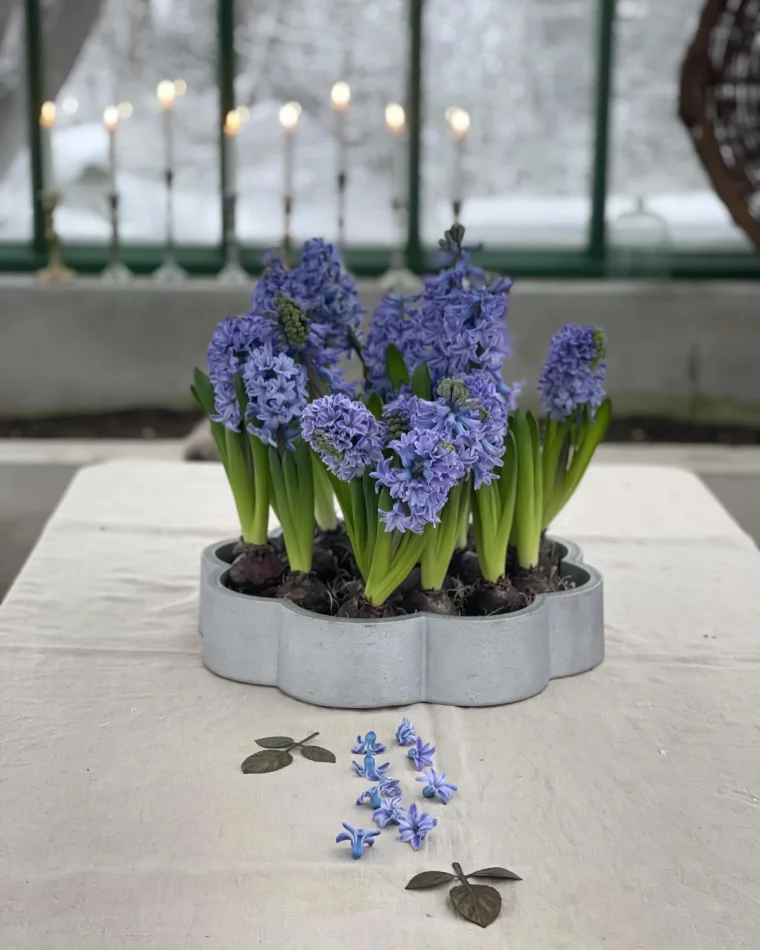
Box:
450, 884, 502, 929
241, 750, 293, 774
406, 871, 455, 890
468, 867, 522, 881
299, 745, 336, 763
255, 736, 295, 749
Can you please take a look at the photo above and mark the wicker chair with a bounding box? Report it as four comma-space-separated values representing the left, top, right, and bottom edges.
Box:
680, 0, 760, 248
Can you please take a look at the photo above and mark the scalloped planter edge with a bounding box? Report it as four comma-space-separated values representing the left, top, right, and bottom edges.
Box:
198, 537, 604, 708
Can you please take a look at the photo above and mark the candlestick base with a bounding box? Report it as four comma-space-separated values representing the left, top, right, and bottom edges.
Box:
101, 261, 133, 284
37, 261, 76, 285
153, 258, 188, 283
217, 260, 250, 285
378, 266, 420, 294
37, 189, 75, 284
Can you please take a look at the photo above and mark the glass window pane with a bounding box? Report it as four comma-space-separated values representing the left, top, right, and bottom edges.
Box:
609, 0, 751, 252
43, 0, 220, 244
234, 0, 406, 247
422, 0, 597, 248
0, 2, 33, 240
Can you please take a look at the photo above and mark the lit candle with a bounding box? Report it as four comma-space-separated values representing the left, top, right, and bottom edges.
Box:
384, 102, 406, 211
331, 80, 350, 176
156, 80, 176, 176
224, 108, 241, 196
39, 100, 56, 192
279, 101, 301, 199
103, 106, 119, 194
448, 107, 470, 206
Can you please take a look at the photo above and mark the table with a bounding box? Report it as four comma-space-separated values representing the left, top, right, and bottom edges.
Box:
1, 461, 758, 949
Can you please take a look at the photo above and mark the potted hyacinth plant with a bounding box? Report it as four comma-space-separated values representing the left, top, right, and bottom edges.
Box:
195, 226, 610, 707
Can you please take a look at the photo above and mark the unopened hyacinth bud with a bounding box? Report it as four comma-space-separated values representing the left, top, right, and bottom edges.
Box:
274, 295, 310, 351
537, 324, 607, 422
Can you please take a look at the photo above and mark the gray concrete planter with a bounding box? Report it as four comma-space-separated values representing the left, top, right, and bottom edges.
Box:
198, 537, 603, 708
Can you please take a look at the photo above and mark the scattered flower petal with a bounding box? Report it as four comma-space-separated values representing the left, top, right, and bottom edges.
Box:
335, 822, 380, 860
398, 802, 438, 851
416, 768, 458, 804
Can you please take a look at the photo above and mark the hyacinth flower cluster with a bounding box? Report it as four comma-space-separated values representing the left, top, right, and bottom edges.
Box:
194, 224, 612, 613
511, 324, 611, 570
191, 240, 363, 572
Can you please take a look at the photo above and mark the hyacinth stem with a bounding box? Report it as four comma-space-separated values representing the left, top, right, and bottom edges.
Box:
420, 481, 468, 590
455, 478, 472, 550
267, 442, 314, 573
224, 428, 257, 543
512, 411, 543, 570
248, 434, 270, 545
364, 488, 427, 606
542, 398, 611, 527
312, 452, 338, 531
472, 430, 518, 583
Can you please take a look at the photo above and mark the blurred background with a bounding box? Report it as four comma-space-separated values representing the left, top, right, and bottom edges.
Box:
0, 0, 759, 596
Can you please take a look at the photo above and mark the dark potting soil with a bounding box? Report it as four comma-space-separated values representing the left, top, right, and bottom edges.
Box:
222, 530, 573, 618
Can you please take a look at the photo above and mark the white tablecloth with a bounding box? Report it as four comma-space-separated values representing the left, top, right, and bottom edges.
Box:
1, 461, 758, 949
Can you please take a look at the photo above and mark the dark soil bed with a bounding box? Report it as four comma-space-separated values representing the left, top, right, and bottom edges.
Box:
223, 531, 572, 618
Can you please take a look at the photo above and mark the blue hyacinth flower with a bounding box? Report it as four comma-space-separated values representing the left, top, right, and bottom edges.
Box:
407, 737, 436, 771
356, 785, 384, 809
352, 754, 390, 780
416, 767, 458, 804
351, 730, 387, 755
336, 822, 380, 860
373, 796, 406, 828
395, 717, 417, 746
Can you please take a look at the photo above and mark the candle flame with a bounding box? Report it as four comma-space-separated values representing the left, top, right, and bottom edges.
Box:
103, 106, 119, 132
156, 80, 176, 108
173, 79, 188, 96
449, 107, 471, 139
330, 81, 351, 111
279, 101, 301, 131
40, 101, 56, 128
384, 102, 405, 133
224, 109, 242, 136
117, 102, 133, 119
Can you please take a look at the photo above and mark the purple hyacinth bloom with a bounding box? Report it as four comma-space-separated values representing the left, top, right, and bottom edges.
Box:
296, 238, 365, 356
356, 785, 384, 809
240, 341, 307, 447
207, 314, 270, 432
407, 737, 436, 771
396, 717, 417, 746
372, 427, 465, 534
301, 394, 385, 481
335, 822, 380, 860
351, 730, 387, 755
418, 265, 513, 387
352, 754, 390, 781
365, 294, 426, 396
412, 374, 508, 489
416, 768, 458, 804
373, 795, 406, 828
398, 802, 438, 851
537, 324, 606, 422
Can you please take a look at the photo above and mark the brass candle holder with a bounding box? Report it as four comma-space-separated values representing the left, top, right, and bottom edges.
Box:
37, 190, 75, 284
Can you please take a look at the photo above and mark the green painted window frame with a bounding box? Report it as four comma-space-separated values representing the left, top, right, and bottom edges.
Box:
5, 0, 759, 279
